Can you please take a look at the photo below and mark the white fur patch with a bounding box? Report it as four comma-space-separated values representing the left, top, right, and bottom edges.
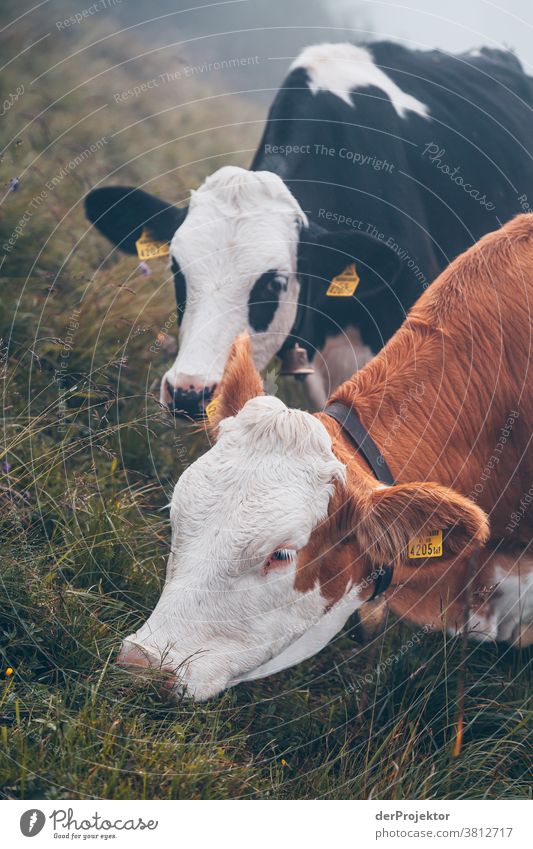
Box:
291, 42, 430, 119
121, 396, 348, 700
449, 560, 533, 645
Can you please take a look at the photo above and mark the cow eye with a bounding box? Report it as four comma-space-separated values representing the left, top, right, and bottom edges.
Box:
271, 548, 296, 562
171, 258, 186, 323
263, 547, 297, 574
265, 273, 288, 294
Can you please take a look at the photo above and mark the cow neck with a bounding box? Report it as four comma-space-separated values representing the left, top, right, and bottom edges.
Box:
322, 401, 394, 603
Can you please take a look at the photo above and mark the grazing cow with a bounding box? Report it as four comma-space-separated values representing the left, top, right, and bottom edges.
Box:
86, 42, 533, 416
117, 215, 533, 700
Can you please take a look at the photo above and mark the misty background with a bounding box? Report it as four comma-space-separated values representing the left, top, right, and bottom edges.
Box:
109, 0, 533, 96
3, 0, 532, 273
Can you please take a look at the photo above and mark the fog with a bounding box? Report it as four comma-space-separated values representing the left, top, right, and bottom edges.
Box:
112, 0, 533, 94
362, 0, 533, 70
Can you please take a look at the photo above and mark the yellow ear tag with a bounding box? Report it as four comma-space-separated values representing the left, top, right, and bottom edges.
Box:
326, 263, 360, 297
408, 529, 443, 559
205, 397, 219, 422
135, 230, 170, 261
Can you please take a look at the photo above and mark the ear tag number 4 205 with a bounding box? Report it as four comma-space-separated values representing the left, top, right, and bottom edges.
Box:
326, 263, 360, 297
408, 529, 443, 559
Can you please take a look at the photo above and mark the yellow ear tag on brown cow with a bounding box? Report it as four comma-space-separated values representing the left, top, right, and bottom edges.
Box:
135, 230, 170, 261
408, 529, 443, 559
205, 397, 219, 422
326, 263, 360, 297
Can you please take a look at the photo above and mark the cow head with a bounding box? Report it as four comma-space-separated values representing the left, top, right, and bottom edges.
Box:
117, 335, 489, 700
86, 166, 401, 418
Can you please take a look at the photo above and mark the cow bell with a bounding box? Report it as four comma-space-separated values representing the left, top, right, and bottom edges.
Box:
279, 343, 314, 378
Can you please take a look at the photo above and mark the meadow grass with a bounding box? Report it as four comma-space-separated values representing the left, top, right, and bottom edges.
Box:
0, 2, 531, 800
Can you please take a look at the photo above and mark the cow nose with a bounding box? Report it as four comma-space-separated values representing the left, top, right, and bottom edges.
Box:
117, 641, 158, 670
166, 382, 215, 419
117, 641, 176, 691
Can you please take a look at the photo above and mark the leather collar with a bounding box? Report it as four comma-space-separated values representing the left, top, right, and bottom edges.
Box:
325, 401, 395, 485
368, 564, 394, 601
325, 400, 395, 601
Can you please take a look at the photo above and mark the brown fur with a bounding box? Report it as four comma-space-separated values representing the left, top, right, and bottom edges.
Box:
387, 542, 533, 646
300, 215, 533, 607
293, 470, 489, 600
327, 214, 533, 541
214, 216, 533, 629
209, 333, 264, 430
324, 542, 533, 647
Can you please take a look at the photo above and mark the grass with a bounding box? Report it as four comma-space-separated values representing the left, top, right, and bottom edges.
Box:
1, 1, 531, 800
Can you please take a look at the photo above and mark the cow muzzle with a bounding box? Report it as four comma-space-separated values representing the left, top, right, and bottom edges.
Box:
116, 640, 176, 691
117, 640, 231, 701
162, 377, 216, 419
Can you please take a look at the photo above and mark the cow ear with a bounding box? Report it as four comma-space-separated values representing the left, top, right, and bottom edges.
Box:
208, 334, 264, 429
350, 481, 489, 566
85, 186, 187, 255
299, 228, 402, 297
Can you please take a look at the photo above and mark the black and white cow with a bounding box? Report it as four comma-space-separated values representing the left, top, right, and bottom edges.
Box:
85, 42, 533, 416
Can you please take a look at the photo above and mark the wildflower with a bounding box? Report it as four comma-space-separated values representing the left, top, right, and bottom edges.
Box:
137, 261, 151, 276
9, 177, 19, 192
2, 460, 11, 473
281, 758, 287, 766
5, 667, 14, 677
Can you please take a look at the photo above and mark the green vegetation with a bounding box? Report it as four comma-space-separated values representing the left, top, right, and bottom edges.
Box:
1, 2, 531, 800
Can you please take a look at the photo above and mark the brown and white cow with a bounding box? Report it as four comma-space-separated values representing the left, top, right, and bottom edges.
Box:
118, 214, 533, 700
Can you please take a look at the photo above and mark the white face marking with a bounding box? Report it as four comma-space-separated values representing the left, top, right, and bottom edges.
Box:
160, 167, 307, 403
122, 396, 353, 701
291, 42, 430, 119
